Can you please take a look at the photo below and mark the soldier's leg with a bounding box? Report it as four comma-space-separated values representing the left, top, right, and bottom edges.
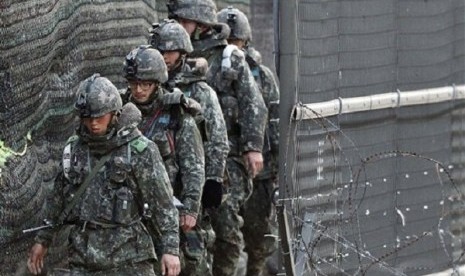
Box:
69, 260, 156, 276
211, 158, 252, 276
200, 211, 216, 274
242, 178, 278, 276
179, 225, 212, 276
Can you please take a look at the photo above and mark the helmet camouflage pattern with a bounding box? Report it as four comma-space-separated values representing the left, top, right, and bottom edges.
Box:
75, 73, 123, 118
150, 19, 193, 53
167, 0, 217, 26
123, 45, 168, 83
217, 7, 252, 42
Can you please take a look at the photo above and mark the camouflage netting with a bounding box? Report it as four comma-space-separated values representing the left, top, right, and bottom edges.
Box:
0, 0, 258, 274
0, 1, 159, 273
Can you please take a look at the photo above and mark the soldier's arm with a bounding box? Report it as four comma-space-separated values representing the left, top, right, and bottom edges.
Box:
261, 65, 280, 158
193, 82, 229, 182
28, 171, 66, 274
231, 49, 268, 153
134, 139, 180, 256
175, 114, 205, 217
34, 172, 66, 247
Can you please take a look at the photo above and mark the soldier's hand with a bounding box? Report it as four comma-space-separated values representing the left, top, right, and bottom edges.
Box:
160, 254, 181, 276
243, 151, 264, 178
27, 243, 47, 275
201, 180, 223, 209
180, 214, 197, 232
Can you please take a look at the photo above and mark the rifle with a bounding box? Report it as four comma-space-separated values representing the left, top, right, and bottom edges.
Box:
22, 219, 54, 234
22, 154, 111, 235
22, 197, 184, 234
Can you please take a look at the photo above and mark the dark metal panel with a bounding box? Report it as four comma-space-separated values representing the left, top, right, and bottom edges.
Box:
281, 0, 465, 274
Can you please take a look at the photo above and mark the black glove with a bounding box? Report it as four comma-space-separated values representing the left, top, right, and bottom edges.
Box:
201, 180, 223, 209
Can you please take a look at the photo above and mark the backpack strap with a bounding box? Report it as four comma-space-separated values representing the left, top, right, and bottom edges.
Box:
222, 44, 240, 69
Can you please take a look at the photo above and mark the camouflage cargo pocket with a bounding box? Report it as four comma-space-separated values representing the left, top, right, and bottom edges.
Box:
181, 229, 205, 261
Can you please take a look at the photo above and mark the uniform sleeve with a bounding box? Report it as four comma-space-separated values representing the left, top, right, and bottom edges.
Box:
34, 172, 66, 247
192, 82, 229, 182
261, 65, 280, 158
231, 49, 268, 153
175, 114, 205, 217
134, 140, 180, 256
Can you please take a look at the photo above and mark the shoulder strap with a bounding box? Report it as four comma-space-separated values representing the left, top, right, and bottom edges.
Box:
222, 44, 240, 70
168, 104, 184, 135
63, 135, 79, 181
58, 154, 111, 223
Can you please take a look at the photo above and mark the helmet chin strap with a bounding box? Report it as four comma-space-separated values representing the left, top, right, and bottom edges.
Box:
110, 112, 119, 127
175, 54, 186, 70
142, 85, 162, 105
193, 26, 202, 40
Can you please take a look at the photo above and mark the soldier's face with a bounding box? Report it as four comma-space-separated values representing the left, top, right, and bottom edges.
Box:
178, 18, 198, 36
163, 51, 181, 71
82, 113, 113, 136
129, 80, 157, 103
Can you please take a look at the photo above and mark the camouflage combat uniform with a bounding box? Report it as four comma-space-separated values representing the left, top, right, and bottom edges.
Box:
168, 1, 268, 275
151, 20, 230, 275
217, 7, 281, 275
151, 19, 229, 192
123, 46, 206, 275
35, 75, 179, 275
243, 46, 280, 276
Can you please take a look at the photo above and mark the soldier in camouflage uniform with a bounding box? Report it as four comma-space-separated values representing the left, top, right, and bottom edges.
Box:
27, 74, 181, 276
218, 7, 280, 276
150, 19, 229, 212
150, 19, 230, 275
167, 1, 268, 275
122, 46, 206, 276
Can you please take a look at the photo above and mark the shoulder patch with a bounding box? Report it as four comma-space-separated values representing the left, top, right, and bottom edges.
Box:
130, 137, 148, 153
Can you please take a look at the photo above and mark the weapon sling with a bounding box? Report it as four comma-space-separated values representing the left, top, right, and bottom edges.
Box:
57, 154, 111, 224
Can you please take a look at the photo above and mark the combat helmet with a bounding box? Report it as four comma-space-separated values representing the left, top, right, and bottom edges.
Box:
217, 7, 252, 42
167, 0, 217, 26
75, 73, 123, 118
123, 45, 168, 83
150, 19, 193, 53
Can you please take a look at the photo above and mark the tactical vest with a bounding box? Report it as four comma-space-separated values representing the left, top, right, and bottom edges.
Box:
62, 135, 148, 226
140, 102, 185, 196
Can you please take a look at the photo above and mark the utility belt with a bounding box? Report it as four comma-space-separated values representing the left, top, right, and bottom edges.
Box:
68, 218, 141, 231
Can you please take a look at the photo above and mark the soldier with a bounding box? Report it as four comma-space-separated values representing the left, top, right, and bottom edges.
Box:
167, 0, 268, 275
218, 7, 280, 276
150, 19, 229, 212
27, 74, 181, 276
122, 46, 206, 276
150, 19, 230, 275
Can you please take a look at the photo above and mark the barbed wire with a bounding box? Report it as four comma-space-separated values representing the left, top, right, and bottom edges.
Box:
281, 105, 465, 275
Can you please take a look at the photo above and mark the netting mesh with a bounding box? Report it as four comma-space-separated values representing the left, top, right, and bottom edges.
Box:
0, 1, 159, 273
